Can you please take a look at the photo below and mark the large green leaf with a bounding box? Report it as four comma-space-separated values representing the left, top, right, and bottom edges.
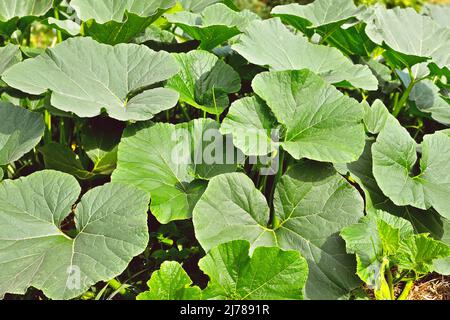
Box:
70, 0, 176, 44
137, 261, 202, 300
0, 170, 149, 300
193, 162, 364, 299
70, 0, 174, 23
365, 6, 450, 69
335, 132, 450, 238
179, 0, 227, 13
341, 211, 413, 288
232, 18, 378, 90
0, 102, 44, 165
3, 37, 179, 121
372, 118, 450, 220
272, 1, 377, 58
225, 69, 365, 163
341, 210, 449, 297
0, 0, 52, 35
396, 233, 450, 275
409, 79, 450, 125
166, 3, 259, 51
335, 126, 450, 275
0, 44, 22, 76
199, 240, 308, 300
137, 240, 308, 300
0, 0, 52, 21
166, 50, 241, 115
112, 119, 237, 224
422, 3, 450, 28
222, 70, 366, 162
271, 0, 360, 34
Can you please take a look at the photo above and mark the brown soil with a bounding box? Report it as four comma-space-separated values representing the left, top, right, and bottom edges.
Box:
408, 275, 450, 300
363, 274, 450, 300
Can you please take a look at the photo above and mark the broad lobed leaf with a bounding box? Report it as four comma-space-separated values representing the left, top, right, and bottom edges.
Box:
193, 162, 364, 299
0, 170, 150, 300
112, 119, 238, 224
232, 18, 378, 90
166, 3, 259, 50
3, 37, 180, 121
364, 6, 450, 69
138, 240, 308, 300
372, 117, 450, 220
166, 50, 241, 114
252, 69, 366, 163
0, 102, 44, 165
70, 0, 176, 44
1, 0, 450, 302
137, 261, 202, 300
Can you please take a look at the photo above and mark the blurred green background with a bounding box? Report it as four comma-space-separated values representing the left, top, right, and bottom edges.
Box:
236, 0, 450, 16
